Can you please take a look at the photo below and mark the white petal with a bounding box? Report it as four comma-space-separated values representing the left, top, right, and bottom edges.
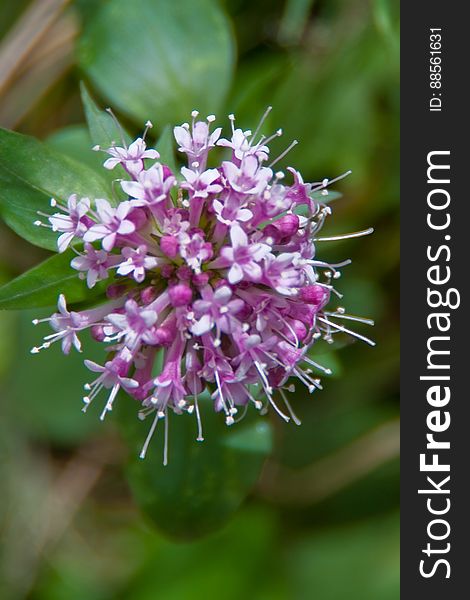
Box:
228, 263, 243, 284
190, 314, 213, 335
230, 225, 248, 248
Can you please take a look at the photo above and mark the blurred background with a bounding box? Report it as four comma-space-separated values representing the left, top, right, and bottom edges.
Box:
0, 0, 399, 598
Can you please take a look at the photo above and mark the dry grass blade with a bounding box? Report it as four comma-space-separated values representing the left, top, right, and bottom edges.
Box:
0, 0, 71, 95
0, 10, 78, 128
258, 418, 399, 505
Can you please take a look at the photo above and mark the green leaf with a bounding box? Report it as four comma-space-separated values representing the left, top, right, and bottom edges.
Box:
116, 394, 273, 540
0, 127, 111, 250
47, 125, 104, 173
0, 251, 105, 310
80, 82, 131, 150
288, 512, 399, 600
4, 311, 105, 445
78, 0, 235, 126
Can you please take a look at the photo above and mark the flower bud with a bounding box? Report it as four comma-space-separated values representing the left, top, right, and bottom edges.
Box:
192, 272, 210, 287
288, 319, 307, 342
140, 286, 158, 304
160, 235, 178, 258
274, 213, 299, 238
106, 283, 128, 298
91, 325, 106, 341
160, 264, 175, 278
154, 326, 173, 346
176, 266, 192, 281
262, 224, 282, 244
162, 165, 174, 180
299, 285, 330, 309
169, 283, 193, 307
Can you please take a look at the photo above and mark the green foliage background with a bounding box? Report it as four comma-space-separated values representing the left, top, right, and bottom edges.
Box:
0, 0, 399, 598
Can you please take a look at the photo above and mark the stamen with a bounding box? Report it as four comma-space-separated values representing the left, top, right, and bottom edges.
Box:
311, 170, 352, 192
279, 388, 301, 426
139, 412, 159, 459
303, 356, 332, 375
314, 228, 374, 242
324, 312, 375, 326
105, 107, 127, 148
318, 316, 376, 346
194, 392, 204, 441
268, 139, 298, 168
100, 384, 120, 420
143, 120, 153, 140
251, 105, 272, 143
163, 410, 169, 466
261, 128, 283, 147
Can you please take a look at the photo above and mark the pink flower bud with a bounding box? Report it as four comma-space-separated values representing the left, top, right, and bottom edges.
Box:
262, 224, 282, 244
169, 283, 193, 307
192, 272, 210, 287
274, 213, 299, 238
160, 235, 179, 258
176, 266, 192, 281
128, 207, 147, 230
299, 285, 330, 309
162, 165, 174, 179
106, 283, 128, 298
161, 264, 175, 278
141, 286, 158, 304
154, 326, 173, 346
91, 325, 106, 341
289, 319, 307, 342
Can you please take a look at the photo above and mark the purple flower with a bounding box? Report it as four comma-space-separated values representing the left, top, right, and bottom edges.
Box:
83, 348, 139, 419
191, 285, 244, 337
218, 128, 269, 162
71, 243, 119, 288
179, 231, 213, 273
83, 199, 136, 251
180, 167, 222, 199
215, 225, 271, 284
48, 194, 91, 252
121, 163, 175, 208
34, 110, 373, 461
222, 156, 272, 196
174, 115, 221, 170
212, 196, 253, 227
104, 138, 159, 176
105, 299, 158, 348
116, 245, 158, 283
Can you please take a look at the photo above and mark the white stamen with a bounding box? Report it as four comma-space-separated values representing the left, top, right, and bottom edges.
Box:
163, 411, 169, 466
105, 107, 127, 148
269, 139, 298, 168
314, 228, 374, 242
139, 412, 159, 459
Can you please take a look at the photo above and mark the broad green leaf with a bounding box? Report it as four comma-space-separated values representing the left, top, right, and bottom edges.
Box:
278, 0, 315, 45
78, 0, 235, 126
80, 82, 132, 150
0, 251, 105, 310
0, 127, 111, 250
288, 512, 399, 600
4, 311, 104, 445
47, 125, 105, 172
116, 394, 273, 540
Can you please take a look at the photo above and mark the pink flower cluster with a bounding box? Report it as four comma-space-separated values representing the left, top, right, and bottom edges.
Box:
33, 110, 373, 460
